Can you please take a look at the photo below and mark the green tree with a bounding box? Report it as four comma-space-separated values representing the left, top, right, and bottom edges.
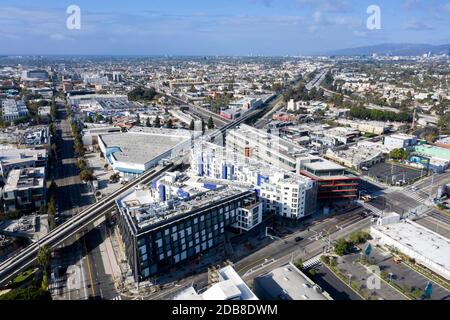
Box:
0, 287, 52, 300
334, 238, 352, 256
294, 258, 303, 270
47, 197, 56, 231
349, 231, 371, 245
135, 113, 141, 126
145, 117, 151, 127
390, 148, 409, 161
154, 115, 161, 128
127, 87, 157, 102
438, 113, 450, 134
308, 269, 317, 277
207, 116, 215, 130
80, 169, 94, 182
201, 119, 206, 133
41, 271, 49, 290
37, 246, 51, 270
166, 118, 173, 129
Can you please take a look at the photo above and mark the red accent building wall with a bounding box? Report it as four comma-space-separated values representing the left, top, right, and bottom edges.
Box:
300, 170, 360, 201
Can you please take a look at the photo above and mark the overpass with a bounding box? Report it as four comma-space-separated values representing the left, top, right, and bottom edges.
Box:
0, 163, 176, 288
0, 109, 264, 287
164, 93, 231, 127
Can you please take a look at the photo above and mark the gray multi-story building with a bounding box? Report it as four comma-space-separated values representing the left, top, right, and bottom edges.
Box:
116, 183, 259, 281
1, 167, 46, 213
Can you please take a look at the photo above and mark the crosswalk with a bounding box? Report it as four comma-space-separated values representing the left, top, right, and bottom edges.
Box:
401, 190, 428, 203
302, 255, 322, 269
360, 202, 383, 216
112, 296, 122, 300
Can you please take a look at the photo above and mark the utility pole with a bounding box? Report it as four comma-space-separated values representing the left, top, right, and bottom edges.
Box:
429, 174, 435, 201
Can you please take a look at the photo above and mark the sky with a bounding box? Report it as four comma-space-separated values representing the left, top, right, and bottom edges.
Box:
0, 0, 450, 56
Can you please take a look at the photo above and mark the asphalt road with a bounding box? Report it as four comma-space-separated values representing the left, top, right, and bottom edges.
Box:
369, 171, 450, 238
49, 105, 117, 300
83, 227, 117, 300
54, 105, 95, 218
145, 207, 372, 300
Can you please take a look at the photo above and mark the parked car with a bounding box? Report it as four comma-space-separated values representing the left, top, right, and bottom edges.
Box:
295, 236, 303, 242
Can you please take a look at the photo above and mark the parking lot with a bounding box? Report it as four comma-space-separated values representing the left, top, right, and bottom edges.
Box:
341, 243, 450, 300
362, 162, 425, 186
336, 249, 407, 300
85, 151, 123, 197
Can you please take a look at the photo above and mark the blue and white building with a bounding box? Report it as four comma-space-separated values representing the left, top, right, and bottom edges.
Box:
191, 142, 317, 220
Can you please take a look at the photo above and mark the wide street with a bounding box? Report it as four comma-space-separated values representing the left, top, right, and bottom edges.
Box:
53, 103, 95, 218
49, 103, 118, 300
145, 207, 372, 300
50, 226, 119, 300
367, 170, 450, 238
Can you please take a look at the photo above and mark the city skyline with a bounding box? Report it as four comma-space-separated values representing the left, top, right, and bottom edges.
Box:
1, 0, 450, 56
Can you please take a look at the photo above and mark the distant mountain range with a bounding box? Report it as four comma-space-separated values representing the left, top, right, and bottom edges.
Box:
324, 43, 450, 56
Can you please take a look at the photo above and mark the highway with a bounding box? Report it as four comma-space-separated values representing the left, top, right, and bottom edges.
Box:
163, 93, 230, 127
306, 69, 329, 91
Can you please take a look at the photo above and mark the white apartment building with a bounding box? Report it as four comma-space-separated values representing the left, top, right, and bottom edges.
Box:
287, 99, 327, 113
191, 142, 316, 220
0, 146, 48, 181
226, 124, 310, 172
335, 119, 390, 135
384, 133, 417, 151
1, 99, 29, 122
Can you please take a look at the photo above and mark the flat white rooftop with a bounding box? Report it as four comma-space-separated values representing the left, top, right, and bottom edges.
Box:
173, 266, 258, 300
100, 128, 191, 165
255, 263, 331, 300
372, 220, 450, 274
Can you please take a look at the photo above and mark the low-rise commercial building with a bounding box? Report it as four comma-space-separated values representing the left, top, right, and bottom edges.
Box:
98, 127, 194, 180
173, 265, 258, 300
323, 127, 360, 145
254, 263, 332, 300
336, 119, 390, 135
384, 134, 417, 151
371, 219, 450, 281
325, 146, 384, 170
